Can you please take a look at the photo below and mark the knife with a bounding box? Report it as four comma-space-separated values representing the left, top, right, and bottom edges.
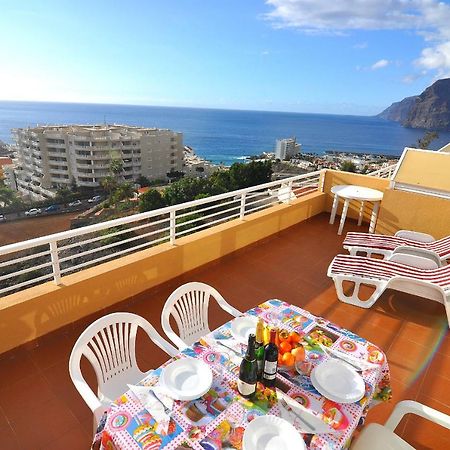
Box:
277, 389, 337, 435
280, 398, 316, 431
216, 339, 243, 357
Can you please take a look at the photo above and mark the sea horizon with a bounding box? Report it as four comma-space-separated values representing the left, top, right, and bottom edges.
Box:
1, 100, 449, 165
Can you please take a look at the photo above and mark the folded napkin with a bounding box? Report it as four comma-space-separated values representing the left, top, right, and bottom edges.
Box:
128, 384, 174, 433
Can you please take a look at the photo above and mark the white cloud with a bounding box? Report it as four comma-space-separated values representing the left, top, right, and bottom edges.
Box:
265, 0, 450, 77
415, 42, 450, 76
261, 50, 270, 55
371, 59, 390, 70
353, 42, 368, 49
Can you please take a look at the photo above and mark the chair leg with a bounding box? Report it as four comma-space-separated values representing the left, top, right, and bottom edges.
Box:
334, 275, 386, 308
444, 296, 450, 329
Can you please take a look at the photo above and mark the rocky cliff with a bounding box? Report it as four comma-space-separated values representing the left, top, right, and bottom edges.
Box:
378, 78, 450, 130
377, 96, 418, 122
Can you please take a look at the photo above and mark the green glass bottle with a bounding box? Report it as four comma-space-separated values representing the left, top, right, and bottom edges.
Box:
237, 333, 257, 398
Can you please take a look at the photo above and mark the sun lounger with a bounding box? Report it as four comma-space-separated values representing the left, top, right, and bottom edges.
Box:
327, 253, 450, 327
343, 230, 450, 265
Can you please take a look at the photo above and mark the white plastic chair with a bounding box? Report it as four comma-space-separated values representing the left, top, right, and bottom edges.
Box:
351, 400, 450, 449
161, 282, 241, 350
69, 312, 177, 429
268, 184, 296, 204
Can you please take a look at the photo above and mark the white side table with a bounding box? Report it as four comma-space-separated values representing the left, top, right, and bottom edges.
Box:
329, 185, 384, 235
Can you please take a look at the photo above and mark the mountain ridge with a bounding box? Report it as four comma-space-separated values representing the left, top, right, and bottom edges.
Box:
377, 78, 450, 130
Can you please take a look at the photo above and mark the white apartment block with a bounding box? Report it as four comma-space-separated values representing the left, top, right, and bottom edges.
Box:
275, 137, 301, 160
13, 124, 183, 200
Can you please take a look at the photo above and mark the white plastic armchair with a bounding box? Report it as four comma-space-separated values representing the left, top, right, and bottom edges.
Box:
69, 312, 177, 429
351, 400, 450, 449
161, 282, 241, 350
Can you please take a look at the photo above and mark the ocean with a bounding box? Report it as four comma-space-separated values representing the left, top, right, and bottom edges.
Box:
1, 101, 449, 166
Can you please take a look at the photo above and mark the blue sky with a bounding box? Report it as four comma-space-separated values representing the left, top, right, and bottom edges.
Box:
1, 0, 450, 115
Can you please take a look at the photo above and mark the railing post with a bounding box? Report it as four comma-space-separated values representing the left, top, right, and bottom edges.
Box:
239, 192, 246, 220
49, 241, 62, 285
169, 210, 176, 244
319, 169, 326, 192
287, 180, 293, 204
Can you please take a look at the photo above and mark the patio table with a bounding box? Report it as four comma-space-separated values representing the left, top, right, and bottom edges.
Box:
92, 300, 392, 450
329, 185, 384, 235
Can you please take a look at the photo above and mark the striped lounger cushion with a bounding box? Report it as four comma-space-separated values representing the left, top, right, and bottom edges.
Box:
330, 254, 450, 290
343, 232, 450, 259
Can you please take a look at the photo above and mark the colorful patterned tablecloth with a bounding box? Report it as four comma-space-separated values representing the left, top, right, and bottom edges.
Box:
92, 300, 392, 449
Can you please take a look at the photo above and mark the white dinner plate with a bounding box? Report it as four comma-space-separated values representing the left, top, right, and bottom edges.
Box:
310, 359, 365, 404
230, 315, 258, 343
159, 358, 213, 401
242, 415, 306, 450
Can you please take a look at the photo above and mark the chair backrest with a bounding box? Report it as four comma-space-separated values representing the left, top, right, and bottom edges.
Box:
69, 312, 177, 413
161, 282, 241, 349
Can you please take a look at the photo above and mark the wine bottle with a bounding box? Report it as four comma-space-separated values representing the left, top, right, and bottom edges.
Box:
262, 328, 278, 388
237, 333, 257, 398
255, 319, 265, 380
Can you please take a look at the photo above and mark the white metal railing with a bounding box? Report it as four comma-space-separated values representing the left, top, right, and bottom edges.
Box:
367, 163, 398, 179
0, 170, 323, 296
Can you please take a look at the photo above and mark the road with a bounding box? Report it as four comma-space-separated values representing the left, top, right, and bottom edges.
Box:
0, 211, 81, 246
0, 198, 98, 221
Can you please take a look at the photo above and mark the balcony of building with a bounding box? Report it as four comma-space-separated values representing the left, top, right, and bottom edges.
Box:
0, 154, 449, 449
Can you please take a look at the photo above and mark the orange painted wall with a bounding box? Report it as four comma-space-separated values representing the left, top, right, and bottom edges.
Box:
375, 189, 450, 238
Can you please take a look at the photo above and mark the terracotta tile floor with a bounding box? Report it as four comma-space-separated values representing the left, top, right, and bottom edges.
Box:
0, 213, 449, 449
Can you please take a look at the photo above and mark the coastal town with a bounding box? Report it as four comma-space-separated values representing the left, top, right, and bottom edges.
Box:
1, 131, 399, 207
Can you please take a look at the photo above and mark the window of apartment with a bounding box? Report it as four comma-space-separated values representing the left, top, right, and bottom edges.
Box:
74, 141, 90, 147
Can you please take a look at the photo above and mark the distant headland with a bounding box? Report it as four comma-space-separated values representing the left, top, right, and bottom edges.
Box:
378, 78, 450, 131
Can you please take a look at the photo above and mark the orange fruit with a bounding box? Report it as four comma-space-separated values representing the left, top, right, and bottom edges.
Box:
279, 341, 292, 354
289, 332, 301, 344
278, 330, 290, 342
291, 346, 305, 362
281, 352, 295, 367
278, 354, 283, 365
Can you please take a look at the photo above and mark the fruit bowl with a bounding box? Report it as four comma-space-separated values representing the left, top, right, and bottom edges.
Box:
276, 331, 305, 370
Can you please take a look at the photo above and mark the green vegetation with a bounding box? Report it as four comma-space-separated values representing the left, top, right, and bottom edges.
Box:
139, 189, 167, 212
339, 160, 357, 173
0, 180, 23, 209
417, 131, 439, 149
176, 212, 204, 234
139, 161, 273, 212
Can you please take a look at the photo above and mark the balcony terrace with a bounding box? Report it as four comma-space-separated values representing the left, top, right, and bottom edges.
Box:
0, 158, 449, 449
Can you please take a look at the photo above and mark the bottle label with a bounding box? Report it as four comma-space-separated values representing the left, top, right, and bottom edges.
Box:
257, 359, 263, 374
263, 360, 277, 379
237, 379, 256, 396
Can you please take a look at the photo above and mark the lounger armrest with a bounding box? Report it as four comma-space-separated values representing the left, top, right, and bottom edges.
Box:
385, 400, 450, 431
388, 253, 439, 270
394, 230, 435, 243
392, 246, 442, 267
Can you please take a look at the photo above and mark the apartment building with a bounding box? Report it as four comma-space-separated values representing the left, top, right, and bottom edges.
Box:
13, 124, 184, 199
275, 137, 301, 160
